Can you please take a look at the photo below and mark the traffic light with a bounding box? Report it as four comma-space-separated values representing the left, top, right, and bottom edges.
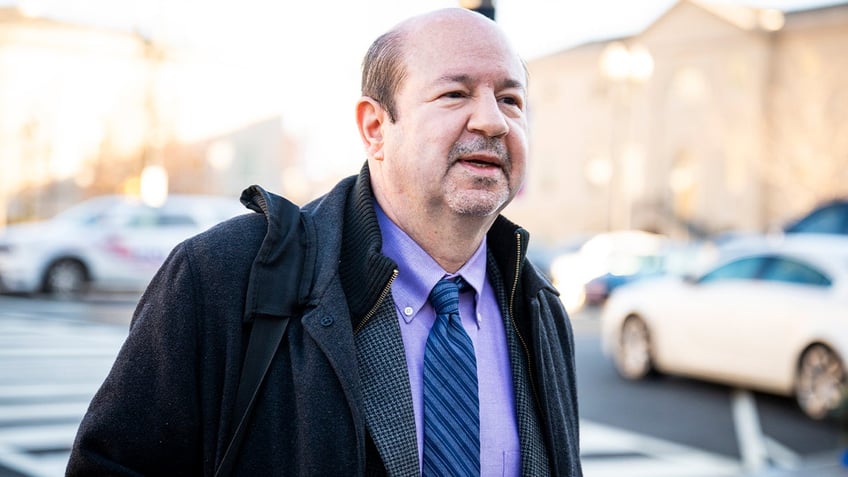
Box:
460, 0, 495, 21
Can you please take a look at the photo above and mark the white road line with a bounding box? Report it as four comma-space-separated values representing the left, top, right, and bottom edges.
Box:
0, 423, 81, 447
0, 348, 120, 357
765, 436, 803, 470
580, 420, 743, 477
0, 383, 99, 399
732, 388, 770, 473
0, 402, 90, 424
0, 443, 66, 477
0, 314, 127, 476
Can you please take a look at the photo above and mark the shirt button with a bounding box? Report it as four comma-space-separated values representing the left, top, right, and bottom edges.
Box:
403, 307, 414, 316
320, 316, 334, 327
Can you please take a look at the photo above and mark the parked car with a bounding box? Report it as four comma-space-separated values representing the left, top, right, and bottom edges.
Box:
600, 234, 848, 420
713, 199, 848, 263
0, 194, 247, 297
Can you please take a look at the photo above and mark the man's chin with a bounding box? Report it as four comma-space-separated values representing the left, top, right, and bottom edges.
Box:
447, 189, 510, 217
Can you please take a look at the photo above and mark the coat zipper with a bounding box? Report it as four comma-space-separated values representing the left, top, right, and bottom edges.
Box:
354, 269, 399, 334
508, 233, 543, 413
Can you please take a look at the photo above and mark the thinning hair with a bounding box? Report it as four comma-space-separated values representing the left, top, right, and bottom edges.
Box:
361, 29, 406, 122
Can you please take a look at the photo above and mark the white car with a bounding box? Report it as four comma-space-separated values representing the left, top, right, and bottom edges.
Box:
0, 194, 247, 297
600, 234, 848, 420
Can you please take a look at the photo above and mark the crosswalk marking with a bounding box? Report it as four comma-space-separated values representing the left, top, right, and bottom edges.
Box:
0, 316, 125, 477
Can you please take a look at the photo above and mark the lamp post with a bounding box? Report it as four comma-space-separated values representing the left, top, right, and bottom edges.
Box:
137, 25, 169, 207
598, 42, 653, 231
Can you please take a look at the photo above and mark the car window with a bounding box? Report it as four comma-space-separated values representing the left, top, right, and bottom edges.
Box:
54, 197, 116, 224
607, 253, 664, 275
93, 208, 141, 227
123, 208, 161, 228
760, 257, 832, 287
698, 257, 766, 283
786, 203, 848, 234
156, 214, 198, 226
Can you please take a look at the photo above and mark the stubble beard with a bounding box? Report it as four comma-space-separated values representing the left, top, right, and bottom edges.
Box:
445, 137, 513, 217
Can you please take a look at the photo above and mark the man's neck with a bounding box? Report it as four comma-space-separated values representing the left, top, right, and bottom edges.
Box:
390, 209, 494, 273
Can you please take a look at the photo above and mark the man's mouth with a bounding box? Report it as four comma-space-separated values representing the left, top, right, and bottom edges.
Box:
458, 154, 503, 169
448, 137, 510, 173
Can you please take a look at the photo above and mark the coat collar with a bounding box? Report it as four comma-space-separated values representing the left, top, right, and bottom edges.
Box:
338, 164, 398, 329
336, 163, 555, 330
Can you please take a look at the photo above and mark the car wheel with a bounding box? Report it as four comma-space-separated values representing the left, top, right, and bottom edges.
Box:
614, 315, 654, 380
795, 344, 846, 420
43, 259, 88, 298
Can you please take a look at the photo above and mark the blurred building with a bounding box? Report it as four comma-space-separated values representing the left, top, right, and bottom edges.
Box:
0, 7, 290, 226
515, 0, 848, 244
0, 8, 148, 225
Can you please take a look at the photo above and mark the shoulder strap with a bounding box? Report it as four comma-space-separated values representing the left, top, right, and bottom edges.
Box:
214, 185, 314, 477
215, 315, 290, 477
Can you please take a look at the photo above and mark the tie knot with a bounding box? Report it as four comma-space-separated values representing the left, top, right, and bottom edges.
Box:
429, 277, 464, 317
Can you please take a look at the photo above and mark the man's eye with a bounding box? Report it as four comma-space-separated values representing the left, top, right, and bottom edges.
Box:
500, 96, 523, 108
444, 91, 466, 99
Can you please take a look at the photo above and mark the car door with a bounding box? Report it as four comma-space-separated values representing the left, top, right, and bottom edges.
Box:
731, 256, 834, 389
663, 256, 769, 379
89, 202, 201, 289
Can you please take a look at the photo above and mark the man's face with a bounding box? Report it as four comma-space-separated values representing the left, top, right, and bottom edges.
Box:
378, 16, 528, 220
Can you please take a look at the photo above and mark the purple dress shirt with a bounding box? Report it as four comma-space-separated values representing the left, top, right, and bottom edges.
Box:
375, 204, 520, 476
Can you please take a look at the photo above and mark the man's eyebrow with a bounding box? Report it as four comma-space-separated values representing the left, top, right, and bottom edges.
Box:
436, 74, 474, 85
436, 74, 526, 92
499, 78, 526, 93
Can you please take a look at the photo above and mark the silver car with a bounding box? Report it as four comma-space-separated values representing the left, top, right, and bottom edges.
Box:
0, 194, 247, 297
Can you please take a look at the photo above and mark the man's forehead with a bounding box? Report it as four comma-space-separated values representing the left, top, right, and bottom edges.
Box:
390, 9, 528, 91
404, 47, 528, 89
431, 73, 527, 93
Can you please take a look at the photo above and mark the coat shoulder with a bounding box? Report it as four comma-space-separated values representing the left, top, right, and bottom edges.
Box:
181, 211, 268, 272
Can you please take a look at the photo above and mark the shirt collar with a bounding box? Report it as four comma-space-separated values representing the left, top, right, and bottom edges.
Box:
375, 201, 487, 325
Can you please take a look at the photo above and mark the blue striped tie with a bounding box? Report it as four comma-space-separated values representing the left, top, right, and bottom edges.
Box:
422, 277, 480, 477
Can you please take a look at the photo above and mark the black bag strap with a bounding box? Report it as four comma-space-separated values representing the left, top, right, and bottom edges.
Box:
214, 185, 314, 477
214, 315, 290, 477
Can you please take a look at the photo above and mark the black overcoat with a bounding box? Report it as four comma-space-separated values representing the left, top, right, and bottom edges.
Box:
67, 166, 582, 476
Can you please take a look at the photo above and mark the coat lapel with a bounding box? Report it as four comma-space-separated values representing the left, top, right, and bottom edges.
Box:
354, 297, 419, 476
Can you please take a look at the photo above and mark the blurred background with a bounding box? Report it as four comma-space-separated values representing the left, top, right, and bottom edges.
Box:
0, 0, 847, 476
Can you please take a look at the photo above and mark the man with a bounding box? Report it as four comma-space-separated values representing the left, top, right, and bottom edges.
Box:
68, 8, 582, 476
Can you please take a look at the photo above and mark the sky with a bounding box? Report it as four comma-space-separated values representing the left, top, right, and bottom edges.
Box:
6, 0, 840, 59
1, 0, 842, 178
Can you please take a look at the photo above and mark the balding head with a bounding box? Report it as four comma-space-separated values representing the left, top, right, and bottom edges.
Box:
361, 8, 524, 122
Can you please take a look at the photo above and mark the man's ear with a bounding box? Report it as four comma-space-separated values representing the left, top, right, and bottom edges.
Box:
356, 96, 388, 161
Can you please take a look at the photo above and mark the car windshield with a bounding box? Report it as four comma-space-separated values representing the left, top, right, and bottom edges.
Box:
785, 201, 848, 234
51, 197, 125, 225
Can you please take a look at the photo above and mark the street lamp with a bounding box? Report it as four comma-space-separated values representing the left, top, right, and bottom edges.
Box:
600, 42, 654, 83
598, 41, 654, 231
140, 164, 168, 207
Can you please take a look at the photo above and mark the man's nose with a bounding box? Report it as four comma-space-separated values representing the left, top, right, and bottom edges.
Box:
467, 94, 509, 138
